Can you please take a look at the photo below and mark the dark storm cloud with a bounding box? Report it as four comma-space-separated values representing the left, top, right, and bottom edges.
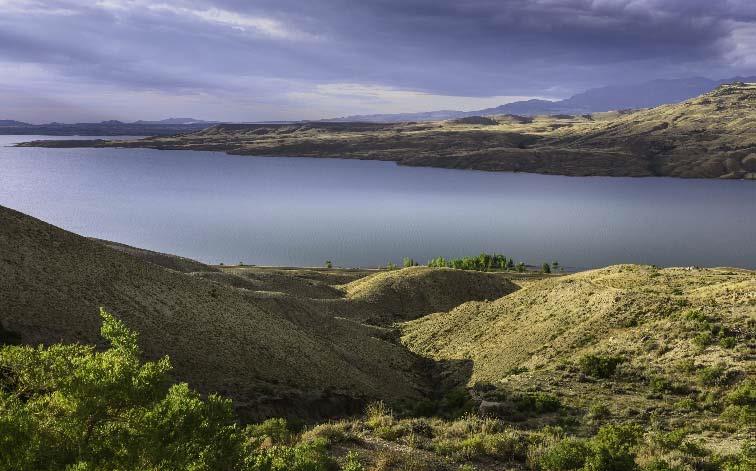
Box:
0, 0, 754, 121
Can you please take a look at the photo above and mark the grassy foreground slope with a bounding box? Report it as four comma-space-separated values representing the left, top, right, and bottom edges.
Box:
402, 265, 754, 441
0, 205, 432, 420
21, 82, 756, 179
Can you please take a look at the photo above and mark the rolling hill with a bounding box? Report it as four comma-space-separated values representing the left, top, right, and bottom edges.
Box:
0, 205, 432, 420
0, 205, 526, 421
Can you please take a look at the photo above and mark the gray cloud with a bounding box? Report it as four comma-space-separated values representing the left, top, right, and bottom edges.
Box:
0, 0, 754, 121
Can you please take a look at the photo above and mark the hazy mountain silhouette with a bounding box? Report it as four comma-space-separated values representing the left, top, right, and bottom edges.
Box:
323, 76, 756, 122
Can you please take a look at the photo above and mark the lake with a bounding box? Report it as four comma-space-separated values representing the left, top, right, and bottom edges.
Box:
1, 135, 754, 269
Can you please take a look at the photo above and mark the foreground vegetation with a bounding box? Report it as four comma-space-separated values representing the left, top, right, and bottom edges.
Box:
20, 82, 756, 179
2, 309, 752, 470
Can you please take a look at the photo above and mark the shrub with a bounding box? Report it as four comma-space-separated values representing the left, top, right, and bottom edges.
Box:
721, 405, 751, 427
583, 424, 643, 471
247, 418, 292, 445
365, 401, 393, 429
648, 376, 690, 395
300, 421, 352, 445
542, 263, 551, 274
513, 392, 561, 414
588, 403, 611, 420
539, 438, 590, 470
579, 354, 625, 378
673, 398, 697, 411
719, 336, 738, 349
719, 441, 755, 471
644, 459, 684, 471
249, 437, 334, 471
340, 451, 364, 471
693, 332, 712, 349
724, 379, 755, 407
697, 363, 728, 386
325, 260, 333, 268
433, 431, 524, 461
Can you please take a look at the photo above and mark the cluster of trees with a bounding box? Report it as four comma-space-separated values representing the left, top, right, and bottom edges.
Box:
425, 252, 542, 272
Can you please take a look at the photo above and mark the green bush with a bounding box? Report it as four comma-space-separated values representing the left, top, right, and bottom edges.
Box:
643, 459, 684, 471
719, 336, 738, 349
340, 451, 364, 471
0, 308, 335, 471
249, 437, 333, 471
247, 418, 292, 445
588, 403, 611, 420
697, 363, 728, 386
579, 354, 625, 378
724, 380, 755, 407
583, 424, 643, 471
693, 332, 712, 349
539, 438, 590, 471
433, 430, 524, 461
513, 392, 561, 414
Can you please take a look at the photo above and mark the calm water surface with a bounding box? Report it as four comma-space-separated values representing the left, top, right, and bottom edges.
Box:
1, 135, 754, 269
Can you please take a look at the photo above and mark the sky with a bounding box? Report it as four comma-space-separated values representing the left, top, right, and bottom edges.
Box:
1, 0, 755, 123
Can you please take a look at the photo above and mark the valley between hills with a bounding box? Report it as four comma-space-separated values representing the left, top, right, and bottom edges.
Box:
19, 82, 756, 180
1, 204, 753, 470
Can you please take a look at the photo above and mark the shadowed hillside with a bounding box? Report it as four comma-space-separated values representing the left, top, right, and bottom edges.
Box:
21, 83, 756, 179
0, 205, 433, 420
90, 238, 219, 273
0, 205, 530, 421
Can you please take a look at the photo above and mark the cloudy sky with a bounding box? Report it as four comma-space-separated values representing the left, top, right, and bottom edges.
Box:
1, 0, 755, 122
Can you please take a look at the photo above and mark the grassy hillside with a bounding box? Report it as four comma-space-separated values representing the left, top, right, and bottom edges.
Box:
20, 82, 756, 179
0, 205, 434, 420
90, 237, 219, 273
402, 265, 754, 443
0, 205, 532, 422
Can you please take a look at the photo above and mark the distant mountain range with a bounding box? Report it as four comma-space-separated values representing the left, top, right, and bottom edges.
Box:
4, 77, 756, 136
0, 118, 218, 136
322, 76, 756, 122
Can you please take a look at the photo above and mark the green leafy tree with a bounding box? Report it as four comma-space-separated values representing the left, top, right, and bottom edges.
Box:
0, 308, 337, 471
542, 263, 551, 273
325, 260, 333, 269
402, 257, 417, 268
0, 308, 247, 471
